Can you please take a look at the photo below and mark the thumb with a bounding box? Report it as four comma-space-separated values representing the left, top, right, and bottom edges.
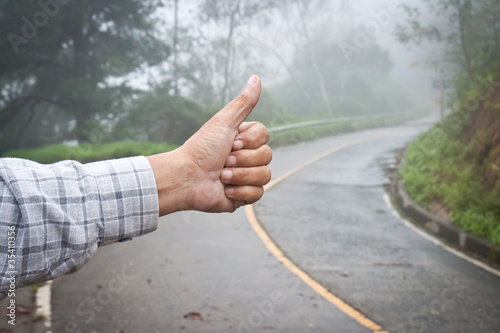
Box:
216, 75, 261, 128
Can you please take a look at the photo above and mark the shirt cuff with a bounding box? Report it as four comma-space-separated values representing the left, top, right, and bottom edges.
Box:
87, 156, 159, 246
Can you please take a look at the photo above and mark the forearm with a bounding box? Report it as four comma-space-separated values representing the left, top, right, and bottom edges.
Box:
0, 156, 159, 297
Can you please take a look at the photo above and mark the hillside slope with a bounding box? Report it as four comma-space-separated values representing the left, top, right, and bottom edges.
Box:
401, 77, 500, 245
466, 82, 500, 190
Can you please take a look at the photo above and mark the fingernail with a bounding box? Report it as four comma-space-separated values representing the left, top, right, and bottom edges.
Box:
247, 75, 257, 86
225, 186, 235, 195
227, 155, 237, 166
233, 140, 244, 150
221, 169, 232, 182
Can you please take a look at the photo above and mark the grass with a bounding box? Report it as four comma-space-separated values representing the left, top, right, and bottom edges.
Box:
3, 112, 423, 164
2, 141, 178, 164
400, 124, 500, 245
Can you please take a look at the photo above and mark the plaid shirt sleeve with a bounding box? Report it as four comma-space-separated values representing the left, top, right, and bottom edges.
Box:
0, 156, 159, 300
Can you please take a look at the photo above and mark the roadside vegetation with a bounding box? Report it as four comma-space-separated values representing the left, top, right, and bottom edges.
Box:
3, 110, 425, 164
402, 94, 500, 245
4, 141, 178, 164
397, 0, 500, 244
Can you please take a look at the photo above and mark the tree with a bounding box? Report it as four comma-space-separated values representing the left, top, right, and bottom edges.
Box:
272, 38, 401, 118
199, 0, 275, 107
249, 0, 357, 113
395, 0, 500, 97
0, 0, 169, 151
172, 0, 180, 95
113, 85, 210, 145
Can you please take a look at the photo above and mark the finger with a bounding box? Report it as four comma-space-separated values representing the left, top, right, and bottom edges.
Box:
225, 145, 272, 167
232, 122, 270, 150
220, 166, 271, 186
238, 121, 259, 132
213, 75, 261, 129
225, 185, 264, 204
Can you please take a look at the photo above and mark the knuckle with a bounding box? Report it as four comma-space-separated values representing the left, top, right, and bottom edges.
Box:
243, 186, 263, 204
256, 186, 264, 200
262, 145, 273, 163
233, 150, 244, 162
234, 167, 270, 185
244, 123, 269, 146
262, 127, 270, 143
234, 93, 249, 107
239, 168, 252, 183
262, 167, 272, 183
253, 122, 270, 142
238, 186, 250, 197
253, 121, 264, 127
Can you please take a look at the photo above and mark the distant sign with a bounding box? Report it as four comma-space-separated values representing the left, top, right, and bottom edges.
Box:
433, 79, 450, 89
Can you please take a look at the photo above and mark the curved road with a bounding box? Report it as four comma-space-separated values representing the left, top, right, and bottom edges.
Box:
51, 115, 500, 332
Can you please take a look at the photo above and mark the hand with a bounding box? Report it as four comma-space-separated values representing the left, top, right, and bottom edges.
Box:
147, 75, 272, 216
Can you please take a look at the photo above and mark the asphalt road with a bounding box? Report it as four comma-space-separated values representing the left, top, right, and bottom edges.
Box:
50, 115, 500, 333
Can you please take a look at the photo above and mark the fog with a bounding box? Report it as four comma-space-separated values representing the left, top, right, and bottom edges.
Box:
139, 0, 439, 114
0, 0, 445, 152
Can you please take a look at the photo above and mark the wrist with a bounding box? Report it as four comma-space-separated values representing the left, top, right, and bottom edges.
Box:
146, 148, 194, 216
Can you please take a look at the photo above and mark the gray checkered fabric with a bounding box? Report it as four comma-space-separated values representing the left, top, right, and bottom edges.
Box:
0, 156, 158, 300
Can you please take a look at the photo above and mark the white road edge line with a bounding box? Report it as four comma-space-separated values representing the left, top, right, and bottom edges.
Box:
36, 280, 52, 332
382, 193, 500, 278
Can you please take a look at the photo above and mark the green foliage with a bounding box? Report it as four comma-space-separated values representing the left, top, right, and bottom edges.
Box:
401, 123, 500, 245
0, 0, 169, 151
454, 210, 499, 243
2, 141, 177, 164
396, 0, 500, 97
397, 0, 500, 246
1, 111, 424, 166
113, 87, 210, 145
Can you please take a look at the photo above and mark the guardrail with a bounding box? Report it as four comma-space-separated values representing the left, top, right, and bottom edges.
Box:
268, 112, 412, 133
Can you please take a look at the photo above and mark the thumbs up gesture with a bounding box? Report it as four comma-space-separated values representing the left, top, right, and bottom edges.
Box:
147, 76, 272, 216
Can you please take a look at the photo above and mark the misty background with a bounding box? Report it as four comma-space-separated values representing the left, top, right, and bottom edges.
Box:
0, 0, 444, 156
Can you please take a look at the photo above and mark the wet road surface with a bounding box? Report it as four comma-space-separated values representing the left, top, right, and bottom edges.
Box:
255, 120, 500, 333
51, 116, 500, 332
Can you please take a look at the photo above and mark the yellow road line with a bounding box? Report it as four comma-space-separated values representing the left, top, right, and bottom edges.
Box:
245, 136, 389, 333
